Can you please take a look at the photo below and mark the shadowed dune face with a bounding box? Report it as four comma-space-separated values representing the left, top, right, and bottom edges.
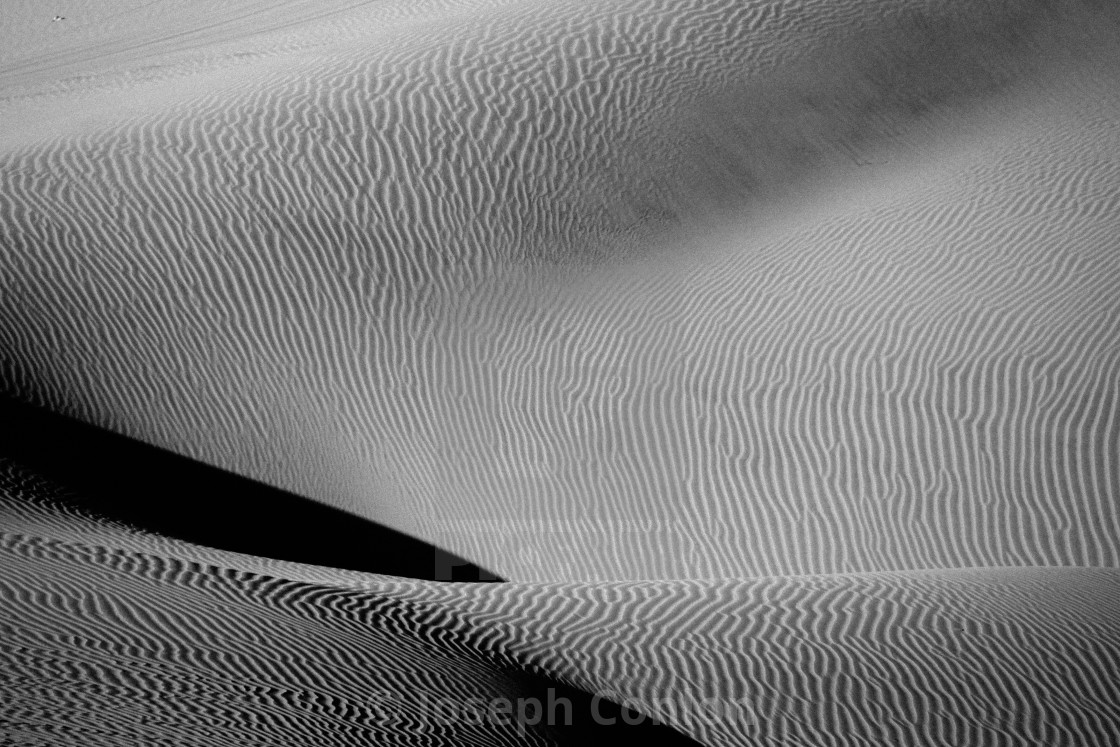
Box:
0, 461, 702, 747
2, 0, 1120, 581
5, 462, 1120, 746
0, 397, 504, 580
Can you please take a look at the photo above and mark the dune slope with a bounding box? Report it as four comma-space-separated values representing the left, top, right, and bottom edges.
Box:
3, 0, 1120, 579
4, 3, 1120, 743
4, 460, 1120, 746
0, 460, 699, 746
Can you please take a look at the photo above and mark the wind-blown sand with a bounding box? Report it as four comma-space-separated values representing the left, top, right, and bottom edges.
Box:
3, 0, 1120, 743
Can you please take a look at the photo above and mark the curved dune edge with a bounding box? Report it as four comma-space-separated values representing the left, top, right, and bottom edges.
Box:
0, 460, 700, 746
4, 460, 1119, 747
382, 571, 1120, 746
0, 396, 503, 581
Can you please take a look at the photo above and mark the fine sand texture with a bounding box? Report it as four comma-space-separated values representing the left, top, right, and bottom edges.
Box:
3, 0, 1120, 744
4, 460, 1120, 745
3, 0, 1120, 581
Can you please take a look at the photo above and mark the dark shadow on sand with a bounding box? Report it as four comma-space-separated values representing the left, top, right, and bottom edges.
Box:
1, 397, 708, 743
0, 396, 502, 581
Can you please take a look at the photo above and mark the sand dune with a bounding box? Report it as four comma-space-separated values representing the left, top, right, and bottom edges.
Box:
4, 0, 1120, 744
3, 0, 1120, 580
384, 567, 1120, 745
0, 396, 502, 580
5, 460, 1120, 745
0, 460, 700, 746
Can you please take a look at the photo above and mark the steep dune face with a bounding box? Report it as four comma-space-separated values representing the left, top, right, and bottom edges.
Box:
5, 461, 1120, 746
4, 0, 1120, 581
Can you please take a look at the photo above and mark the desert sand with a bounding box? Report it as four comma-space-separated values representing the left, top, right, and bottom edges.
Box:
3, 0, 1120, 744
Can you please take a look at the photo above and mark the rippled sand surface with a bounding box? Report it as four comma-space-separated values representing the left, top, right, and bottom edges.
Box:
3, 0, 1120, 744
